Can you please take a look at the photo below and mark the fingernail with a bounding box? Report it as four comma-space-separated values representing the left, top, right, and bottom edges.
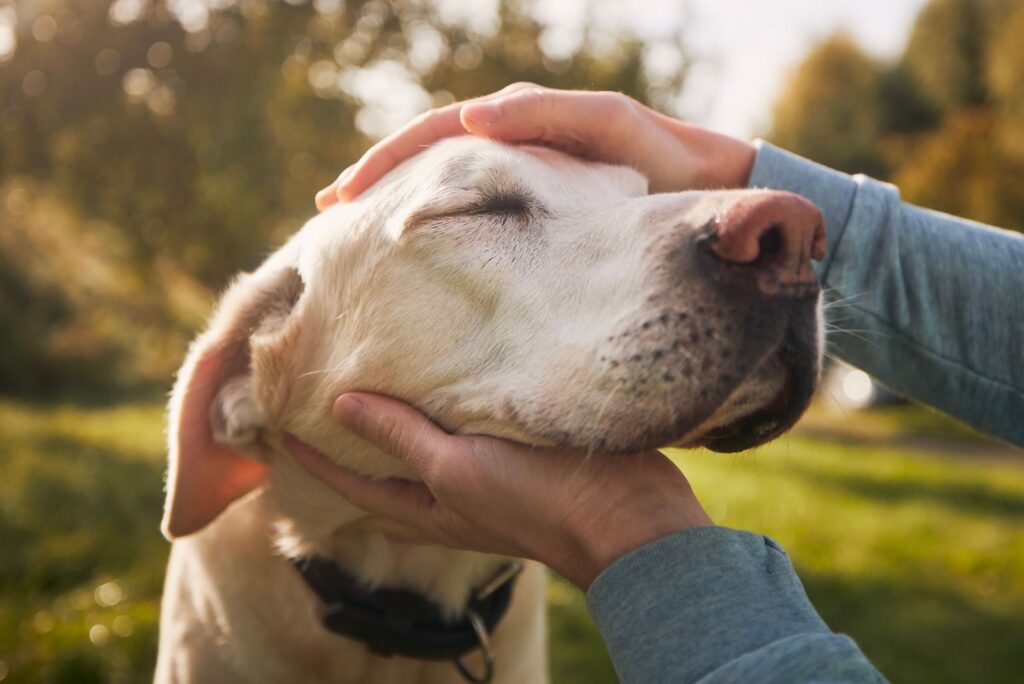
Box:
463, 103, 501, 126
333, 395, 365, 424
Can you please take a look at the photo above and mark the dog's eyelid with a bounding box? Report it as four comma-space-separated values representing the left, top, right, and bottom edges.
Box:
400, 184, 547, 235
467, 190, 534, 216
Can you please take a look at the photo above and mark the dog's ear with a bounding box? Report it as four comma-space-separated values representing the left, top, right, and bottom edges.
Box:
162, 266, 305, 540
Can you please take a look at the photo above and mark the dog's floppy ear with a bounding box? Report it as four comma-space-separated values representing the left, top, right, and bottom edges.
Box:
162, 266, 305, 540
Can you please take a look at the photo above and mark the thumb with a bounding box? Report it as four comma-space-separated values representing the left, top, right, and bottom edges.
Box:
332, 393, 460, 480
283, 433, 437, 524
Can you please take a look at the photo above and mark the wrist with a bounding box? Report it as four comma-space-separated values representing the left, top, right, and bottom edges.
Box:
673, 122, 756, 190
563, 507, 715, 590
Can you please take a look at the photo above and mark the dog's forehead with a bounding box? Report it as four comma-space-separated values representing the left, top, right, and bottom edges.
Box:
409, 137, 648, 198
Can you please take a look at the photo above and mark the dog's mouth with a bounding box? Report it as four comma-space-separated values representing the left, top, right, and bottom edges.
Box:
696, 334, 818, 453
700, 374, 803, 452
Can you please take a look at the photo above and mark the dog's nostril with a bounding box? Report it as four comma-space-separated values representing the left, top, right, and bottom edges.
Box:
756, 225, 783, 264
704, 192, 824, 299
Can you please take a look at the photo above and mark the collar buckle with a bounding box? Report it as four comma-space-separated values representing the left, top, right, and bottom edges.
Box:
453, 608, 494, 683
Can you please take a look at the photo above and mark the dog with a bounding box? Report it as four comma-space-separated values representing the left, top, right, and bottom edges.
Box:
155, 136, 825, 683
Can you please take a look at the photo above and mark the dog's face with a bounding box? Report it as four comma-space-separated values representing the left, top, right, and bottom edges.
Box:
163, 137, 824, 539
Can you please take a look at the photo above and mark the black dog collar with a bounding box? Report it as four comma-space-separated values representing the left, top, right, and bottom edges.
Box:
291, 556, 520, 683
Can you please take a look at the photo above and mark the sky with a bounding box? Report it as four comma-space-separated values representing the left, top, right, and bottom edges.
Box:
535, 0, 932, 138
678, 0, 932, 137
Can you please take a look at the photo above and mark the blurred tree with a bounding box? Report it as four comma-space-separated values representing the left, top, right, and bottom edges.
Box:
0, 0, 691, 397
769, 0, 1024, 236
768, 35, 886, 176
895, 110, 1024, 232
987, 0, 1024, 157
901, 0, 993, 111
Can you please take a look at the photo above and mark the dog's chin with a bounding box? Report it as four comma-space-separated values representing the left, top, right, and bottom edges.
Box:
695, 343, 818, 453
698, 385, 806, 453
600, 334, 820, 455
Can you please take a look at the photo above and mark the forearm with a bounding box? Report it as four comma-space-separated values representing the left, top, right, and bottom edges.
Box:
748, 142, 1024, 446
587, 528, 885, 683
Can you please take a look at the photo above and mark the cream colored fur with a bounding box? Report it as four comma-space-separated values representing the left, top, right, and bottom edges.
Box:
156, 137, 822, 683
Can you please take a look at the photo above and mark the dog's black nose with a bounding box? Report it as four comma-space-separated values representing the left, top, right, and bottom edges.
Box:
707, 191, 825, 297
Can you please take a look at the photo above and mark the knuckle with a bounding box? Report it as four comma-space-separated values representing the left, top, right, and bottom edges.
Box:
464, 436, 488, 461
375, 412, 405, 455
505, 84, 550, 106
597, 92, 641, 134
504, 81, 539, 92
412, 108, 437, 124
421, 107, 445, 124
420, 458, 448, 491
525, 86, 551, 102
407, 108, 441, 133
597, 91, 636, 118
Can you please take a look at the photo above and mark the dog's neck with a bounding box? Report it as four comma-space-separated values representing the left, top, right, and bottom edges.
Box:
259, 438, 508, 615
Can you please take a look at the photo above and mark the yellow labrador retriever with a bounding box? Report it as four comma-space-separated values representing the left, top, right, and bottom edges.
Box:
155, 137, 824, 683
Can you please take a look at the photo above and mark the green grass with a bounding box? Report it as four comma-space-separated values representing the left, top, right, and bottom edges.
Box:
1, 400, 1021, 683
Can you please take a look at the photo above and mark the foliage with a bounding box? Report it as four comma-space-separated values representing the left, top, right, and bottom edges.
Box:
768, 0, 1024, 235
0, 179, 207, 397
1, 399, 1021, 683
900, 0, 1003, 111
768, 35, 887, 177
0, 0, 688, 397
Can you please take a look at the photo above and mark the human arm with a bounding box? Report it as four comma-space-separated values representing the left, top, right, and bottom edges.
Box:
285, 393, 886, 683
748, 144, 1024, 446
588, 529, 885, 683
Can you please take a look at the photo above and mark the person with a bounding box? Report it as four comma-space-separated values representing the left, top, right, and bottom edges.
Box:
286, 84, 1024, 683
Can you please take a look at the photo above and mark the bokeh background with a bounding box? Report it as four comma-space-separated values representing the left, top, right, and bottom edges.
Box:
1, 0, 1022, 682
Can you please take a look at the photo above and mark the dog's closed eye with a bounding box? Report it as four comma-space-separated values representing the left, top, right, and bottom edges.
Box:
404, 187, 545, 234
463, 190, 540, 224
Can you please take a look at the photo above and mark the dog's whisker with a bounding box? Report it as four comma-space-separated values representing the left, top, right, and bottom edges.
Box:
824, 326, 887, 347
821, 288, 874, 309
589, 383, 623, 452
819, 385, 853, 418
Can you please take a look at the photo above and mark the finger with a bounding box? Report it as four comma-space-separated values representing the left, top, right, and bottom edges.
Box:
461, 89, 639, 159
315, 185, 338, 211
335, 83, 539, 202
336, 106, 468, 202
283, 433, 438, 525
332, 393, 463, 480
315, 166, 354, 211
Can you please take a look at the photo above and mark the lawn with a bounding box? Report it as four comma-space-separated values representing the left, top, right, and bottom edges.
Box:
1, 399, 1021, 683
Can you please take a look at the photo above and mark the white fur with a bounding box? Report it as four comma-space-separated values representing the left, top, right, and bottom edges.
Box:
156, 137, 823, 683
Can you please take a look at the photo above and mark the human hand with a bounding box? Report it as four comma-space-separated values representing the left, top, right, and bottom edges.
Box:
315, 84, 756, 210
283, 392, 714, 590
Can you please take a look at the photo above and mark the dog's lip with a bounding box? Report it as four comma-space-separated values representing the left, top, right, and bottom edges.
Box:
658, 364, 794, 452
697, 355, 807, 453
699, 410, 788, 453
696, 389, 790, 454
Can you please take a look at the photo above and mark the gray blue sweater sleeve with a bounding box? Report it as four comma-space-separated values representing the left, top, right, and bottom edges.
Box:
587, 528, 885, 683
585, 143, 1024, 683
748, 141, 1024, 446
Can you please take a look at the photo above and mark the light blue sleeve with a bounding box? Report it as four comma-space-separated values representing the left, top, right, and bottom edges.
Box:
748, 141, 1024, 446
587, 527, 886, 683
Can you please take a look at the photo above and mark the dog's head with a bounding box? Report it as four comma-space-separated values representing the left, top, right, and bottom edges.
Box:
163, 137, 824, 541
